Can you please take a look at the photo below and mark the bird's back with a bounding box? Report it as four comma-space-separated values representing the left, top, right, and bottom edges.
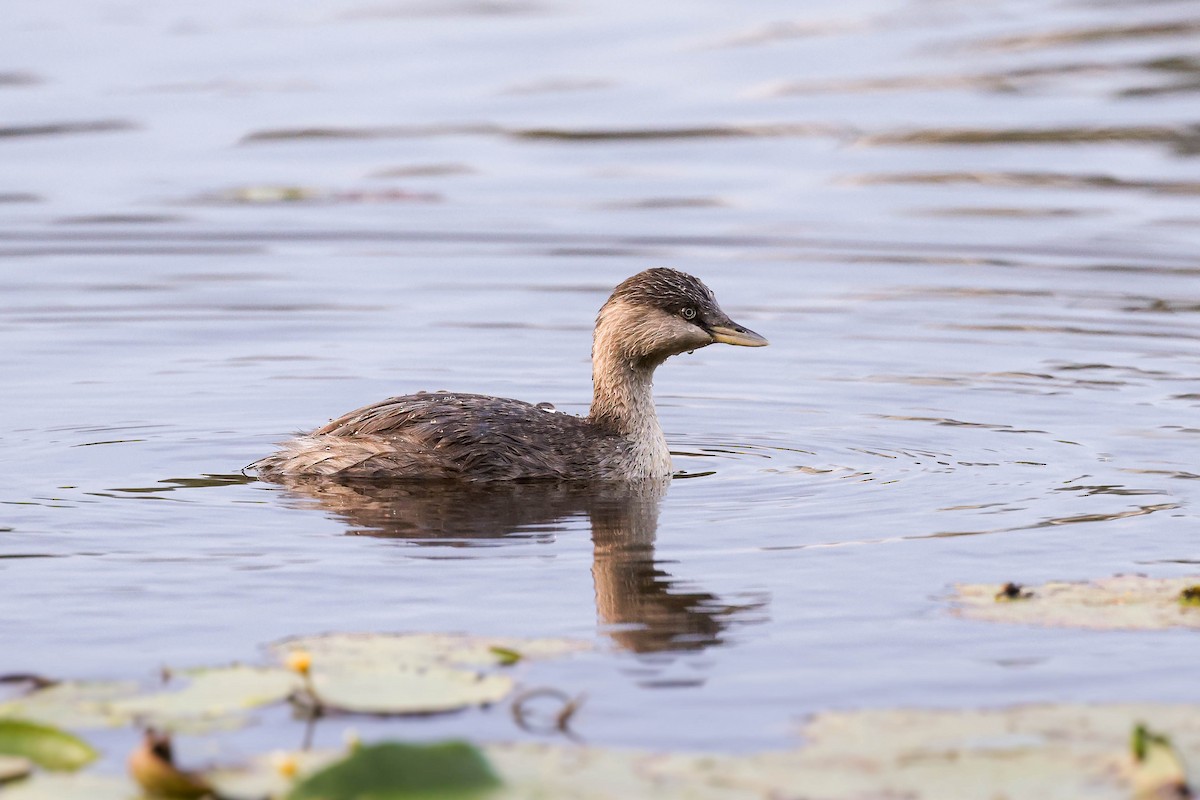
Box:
253, 392, 623, 482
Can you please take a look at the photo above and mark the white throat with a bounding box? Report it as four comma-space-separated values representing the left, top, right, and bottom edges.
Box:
589, 317, 672, 478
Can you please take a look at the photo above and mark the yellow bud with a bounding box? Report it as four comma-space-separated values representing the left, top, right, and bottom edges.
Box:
271, 751, 299, 778
286, 650, 312, 676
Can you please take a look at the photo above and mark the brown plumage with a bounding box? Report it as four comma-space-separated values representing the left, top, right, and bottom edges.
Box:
250, 268, 767, 483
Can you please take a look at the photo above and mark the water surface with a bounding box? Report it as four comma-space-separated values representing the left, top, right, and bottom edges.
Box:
3, 0, 1199, 758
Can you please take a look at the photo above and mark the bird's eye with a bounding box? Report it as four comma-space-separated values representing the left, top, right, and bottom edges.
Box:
681, 307, 697, 320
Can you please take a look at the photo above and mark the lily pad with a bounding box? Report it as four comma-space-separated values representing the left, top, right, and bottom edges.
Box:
108, 666, 298, 731
305, 665, 513, 716
485, 743, 763, 800
7, 703, 1198, 799
0, 681, 140, 729
0, 772, 135, 800
287, 741, 501, 800
777, 703, 1200, 800
489, 703, 1200, 799
271, 633, 585, 715
1131, 723, 1191, 798
0, 719, 98, 771
0, 669, 296, 734
952, 575, 1200, 629
273, 633, 586, 670
208, 749, 342, 799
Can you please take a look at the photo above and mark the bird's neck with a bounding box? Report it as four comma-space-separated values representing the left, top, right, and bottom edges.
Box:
588, 329, 671, 477
589, 345, 657, 434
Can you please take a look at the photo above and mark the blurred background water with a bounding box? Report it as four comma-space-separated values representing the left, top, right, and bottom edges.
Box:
2, 0, 1198, 758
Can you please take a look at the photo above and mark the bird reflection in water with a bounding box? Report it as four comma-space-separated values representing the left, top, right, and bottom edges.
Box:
268, 477, 763, 654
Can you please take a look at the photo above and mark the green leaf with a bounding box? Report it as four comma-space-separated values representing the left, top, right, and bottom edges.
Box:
487, 647, 521, 667
1130, 724, 1190, 799
287, 741, 501, 800
0, 719, 98, 771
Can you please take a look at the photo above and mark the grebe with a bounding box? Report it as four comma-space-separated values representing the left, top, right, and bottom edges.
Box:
251, 268, 766, 482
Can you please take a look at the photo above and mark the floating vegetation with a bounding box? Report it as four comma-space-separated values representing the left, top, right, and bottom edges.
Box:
488, 646, 523, 666
766, 705, 1200, 800
0, 681, 141, 730
5, 704, 1199, 799
271, 632, 586, 670
107, 666, 299, 732
0, 755, 33, 784
1130, 723, 1191, 799
994, 581, 1033, 601
953, 575, 1200, 629
2, 631, 1197, 797
0, 719, 96, 771
288, 742, 501, 800
127, 730, 212, 799
271, 633, 585, 716
0, 772, 131, 799
0, 633, 586, 737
